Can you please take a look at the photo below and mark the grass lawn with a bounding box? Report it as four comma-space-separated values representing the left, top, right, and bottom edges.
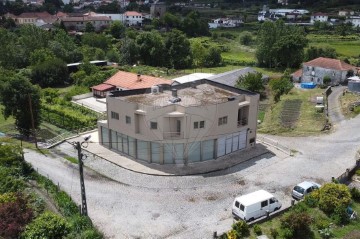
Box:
258, 87, 327, 136
339, 91, 360, 119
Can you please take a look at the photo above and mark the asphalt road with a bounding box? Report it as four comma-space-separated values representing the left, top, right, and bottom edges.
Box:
24, 87, 360, 239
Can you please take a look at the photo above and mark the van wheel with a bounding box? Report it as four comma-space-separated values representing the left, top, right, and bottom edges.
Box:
247, 218, 254, 222
274, 207, 279, 211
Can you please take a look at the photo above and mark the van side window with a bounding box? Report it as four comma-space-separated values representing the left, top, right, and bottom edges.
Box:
261, 200, 268, 207
240, 204, 244, 212
270, 198, 276, 204
235, 201, 240, 208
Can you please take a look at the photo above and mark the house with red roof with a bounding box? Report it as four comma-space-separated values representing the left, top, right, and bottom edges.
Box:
91, 71, 172, 98
292, 57, 357, 85
124, 11, 143, 26
61, 15, 111, 31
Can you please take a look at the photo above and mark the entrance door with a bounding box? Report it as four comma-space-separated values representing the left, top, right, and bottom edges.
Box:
176, 120, 181, 136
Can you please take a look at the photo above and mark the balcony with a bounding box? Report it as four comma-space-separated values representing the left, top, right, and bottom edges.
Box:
237, 118, 248, 127
163, 131, 184, 139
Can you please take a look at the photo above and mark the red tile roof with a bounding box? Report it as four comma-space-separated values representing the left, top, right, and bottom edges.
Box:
103, 71, 172, 89
303, 57, 356, 71
62, 16, 111, 22
92, 83, 115, 91
125, 11, 142, 16
292, 69, 303, 78
17, 12, 52, 18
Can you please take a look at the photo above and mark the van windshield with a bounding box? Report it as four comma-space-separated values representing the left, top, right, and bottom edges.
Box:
240, 204, 245, 212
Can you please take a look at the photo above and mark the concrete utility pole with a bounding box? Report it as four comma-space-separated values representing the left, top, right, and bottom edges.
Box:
75, 141, 88, 216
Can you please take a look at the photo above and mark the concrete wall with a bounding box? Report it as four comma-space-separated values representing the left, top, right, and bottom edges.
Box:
301, 65, 347, 84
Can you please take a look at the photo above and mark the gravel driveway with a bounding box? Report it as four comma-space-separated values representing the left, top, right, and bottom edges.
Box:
24, 87, 360, 239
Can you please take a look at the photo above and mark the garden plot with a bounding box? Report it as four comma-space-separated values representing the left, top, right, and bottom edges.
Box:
280, 99, 302, 127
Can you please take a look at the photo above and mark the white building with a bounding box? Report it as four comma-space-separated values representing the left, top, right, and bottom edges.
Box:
346, 16, 360, 27
311, 13, 328, 23
124, 11, 143, 26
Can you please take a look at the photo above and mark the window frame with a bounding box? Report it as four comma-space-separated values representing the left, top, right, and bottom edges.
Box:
125, 116, 131, 124
200, 121, 205, 128
150, 121, 158, 129
194, 122, 199, 129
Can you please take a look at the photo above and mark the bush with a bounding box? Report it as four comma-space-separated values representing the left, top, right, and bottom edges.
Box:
315, 217, 331, 230
0, 193, 34, 239
21, 211, 70, 239
253, 224, 262, 235
323, 76, 331, 86
350, 187, 360, 202
355, 169, 360, 176
240, 31, 253, 45
280, 211, 312, 239
226, 229, 237, 239
292, 201, 309, 213
318, 183, 351, 215
319, 226, 333, 239
270, 228, 279, 239
304, 190, 320, 208
331, 206, 350, 225
231, 220, 249, 238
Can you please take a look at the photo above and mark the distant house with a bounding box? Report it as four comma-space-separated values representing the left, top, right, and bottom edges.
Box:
258, 8, 308, 22
124, 11, 143, 26
11, 11, 55, 25
61, 15, 111, 31
171, 73, 214, 85
207, 68, 269, 87
311, 13, 328, 23
150, 1, 166, 18
346, 16, 360, 27
338, 10, 354, 16
91, 71, 172, 98
209, 18, 243, 28
292, 57, 357, 85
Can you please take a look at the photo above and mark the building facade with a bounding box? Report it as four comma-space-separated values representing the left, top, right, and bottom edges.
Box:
311, 13, 328, 23
98, 80, 259, 165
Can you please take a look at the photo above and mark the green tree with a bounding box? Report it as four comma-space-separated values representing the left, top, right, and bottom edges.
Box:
256, 20, 308, 68
85, 22, 95, 32
270, 70, 294, 102
318, 183, 351, 215
236, 72, 264, 94
181, 11, 210, 37
203, 46, 222, 67
0, 76, 41, 137
280, 210, 312, 239
191, 39, 206, 67
161, 12, 181, 29
31, 58, 69, 87
136, 31, 165, 66
29, 48, 55, 66
305, 46, 337, 61
21, 211, 70, 239
119, 38, 138, 65
18, 25, 50, 61
82, 33, 110, 51
239, 31, 253, 45
164, 29, 192, 69
109, 20, 125, 39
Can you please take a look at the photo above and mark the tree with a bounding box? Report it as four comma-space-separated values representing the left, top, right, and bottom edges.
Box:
318, 183, 351, 215
203, 46, 222, 67
85, 22, 95, 32
29, 48, 55, 66
164, 29, 192, 69
239, 31, 253, 45
119, 38, 138, 65
21, 211, 70, 239
280, 210, 312, 239
81, 33, 110, 51
0, 76, 41, 137
161, 12, 181, 29
305, 46, 337, 61
109, 21, 125, 39
0, 194, 33, 239
236, 72, 264, 94
191, 39, 206, 67
181, 11, 210, 37
136, 31, 165, 66
256, 20, 308, 68
270, 70, 294, 102
31, 58, 69, 87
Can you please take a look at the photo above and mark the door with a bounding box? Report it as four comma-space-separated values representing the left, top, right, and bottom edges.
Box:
217, 137, 226, 157
260, 200, 269, 217
225, 134, 232, 154
176, 120, 181, 136
238, 130, 247, 150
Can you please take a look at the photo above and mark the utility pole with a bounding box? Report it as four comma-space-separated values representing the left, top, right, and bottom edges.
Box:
28, 94, 38, 148
76, 141, 88, 216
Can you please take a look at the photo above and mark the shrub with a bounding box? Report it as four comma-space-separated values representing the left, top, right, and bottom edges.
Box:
318, 183, 351, 215
270, 228, 279, 239
304, 190, 320, 208
21, 211, 70, 239
319, 226, 333, 239
331, 206, 350, 225
0, 192, 17, 204
350, 187, 360, 202
253, 224, 262, 235
323, 76, 331, 86
292, 201, 309, 213
231, 220, 249, 238
315, 217, 331, 230
0, 194, 34, 239
226, 229, 237, 239
355, 169, 360, 176
280, 211, 312, 239
240, 31, 253, 46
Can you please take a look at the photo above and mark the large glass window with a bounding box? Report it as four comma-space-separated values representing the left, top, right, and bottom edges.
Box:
164, 144, 173, 164
116, 133, 123, 152
101, 127, 109, 147
203, 140, 214, 161
137, 140, 149, 161
128, 136, 136, 158
188, 142, 200, 163
151, 142, 161, 164
111, 130, 117, 150
122, 134, 128, 155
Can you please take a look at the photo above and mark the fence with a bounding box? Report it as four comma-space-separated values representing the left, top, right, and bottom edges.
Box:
256, 135, 292, 156
335, 159, 360, 184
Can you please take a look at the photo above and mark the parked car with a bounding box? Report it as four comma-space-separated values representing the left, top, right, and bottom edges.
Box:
232, 190, 282, 222
292, 181, 321, 200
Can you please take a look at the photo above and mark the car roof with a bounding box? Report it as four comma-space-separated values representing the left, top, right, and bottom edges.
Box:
297, 181, 317, 189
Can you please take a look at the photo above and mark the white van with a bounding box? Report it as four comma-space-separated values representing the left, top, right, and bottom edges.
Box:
232, 190, 282, 222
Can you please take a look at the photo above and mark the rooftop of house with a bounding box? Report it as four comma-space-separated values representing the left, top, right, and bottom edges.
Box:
103, 71, 172, 90
304, 57, 356, 71
120, 83, 238, 107
125, 11, 142, 16
292, 69, 303, 78
17, 11, 53, 18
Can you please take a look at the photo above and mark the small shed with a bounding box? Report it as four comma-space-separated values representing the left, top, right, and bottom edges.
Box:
91, 84, 116, 98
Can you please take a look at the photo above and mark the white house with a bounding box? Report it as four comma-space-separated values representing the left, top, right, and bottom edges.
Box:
311, 13, 328, 23
124, 11, 143, 26
346, 16, 360, 27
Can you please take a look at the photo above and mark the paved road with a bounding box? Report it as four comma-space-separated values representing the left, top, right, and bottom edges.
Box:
327, 86, 346, 125
24, 88, 360, 239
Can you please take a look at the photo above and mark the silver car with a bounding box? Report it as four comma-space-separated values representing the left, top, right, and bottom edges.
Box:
292, 181, 321, 200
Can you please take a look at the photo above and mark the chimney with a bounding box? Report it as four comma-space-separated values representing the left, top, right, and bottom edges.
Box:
172, 89, 178, 97
137, 74, 142, 81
